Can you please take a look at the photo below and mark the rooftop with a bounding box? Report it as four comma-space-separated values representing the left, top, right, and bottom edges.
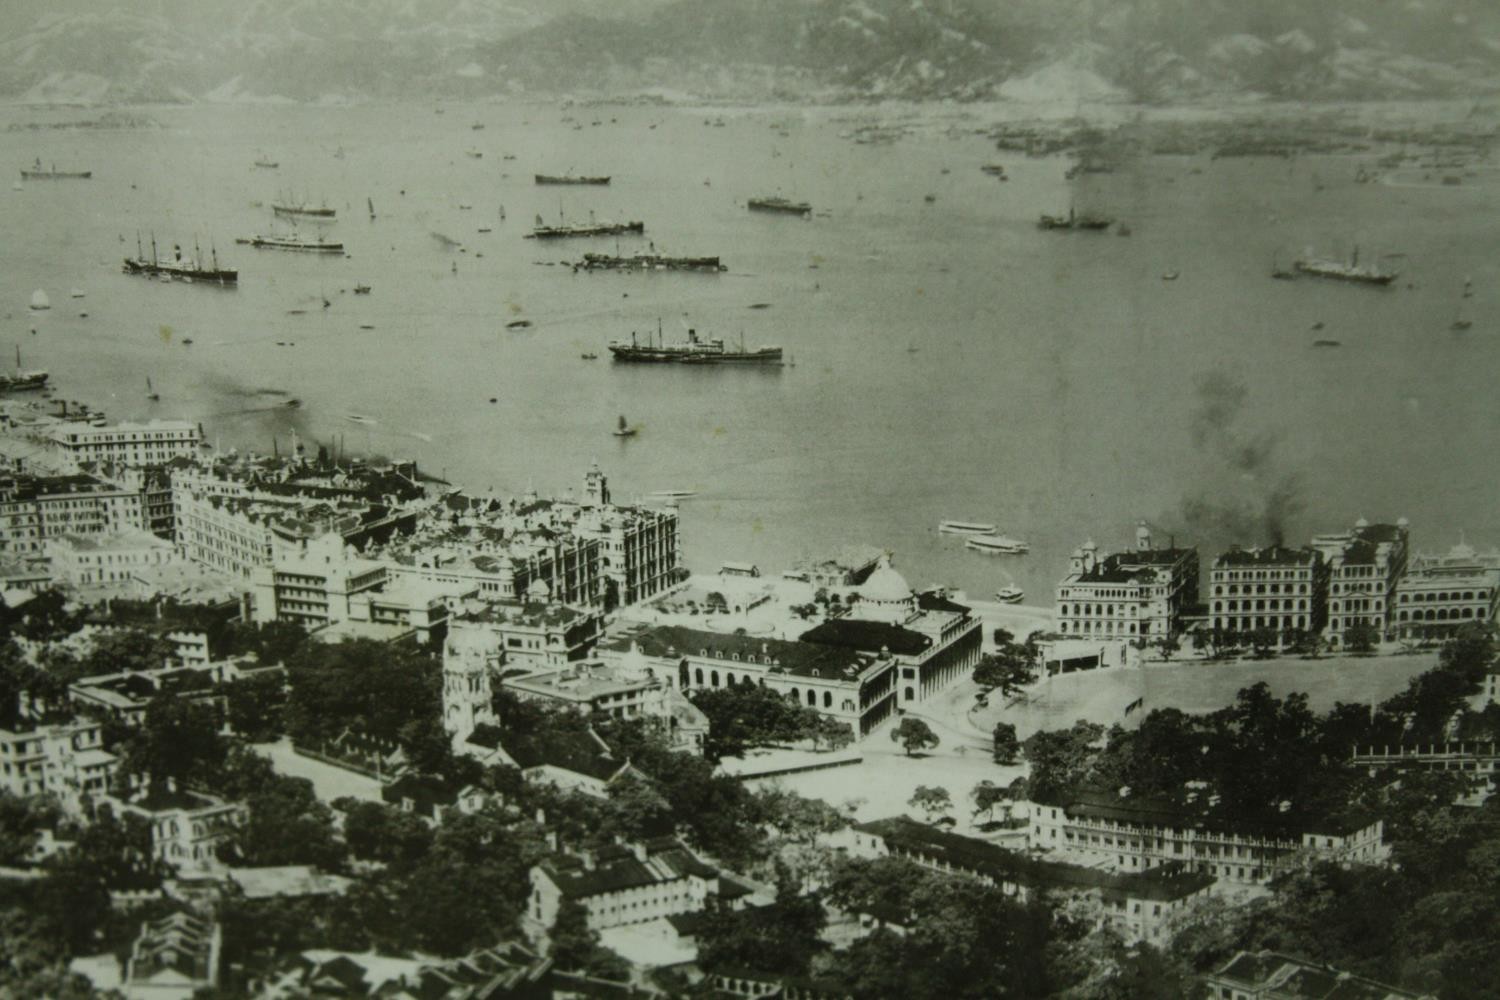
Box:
1213, 545, 1319, 568
603, 625, 873, 682
1047, 788, 1377, 840
1210, 950, 1432, 1000
797, 618, 931, 656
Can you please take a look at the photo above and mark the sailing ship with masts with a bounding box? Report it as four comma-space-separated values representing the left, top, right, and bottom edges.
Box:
122, 235, 238, 285
0, 347, 48, 392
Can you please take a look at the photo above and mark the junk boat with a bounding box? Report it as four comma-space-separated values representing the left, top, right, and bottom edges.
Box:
526, 214, 645, 239
939, 520, 997, 535
122, 235, 237, 285
748, 196, 811, 216
995, 586, 1024, 604
965, 535, 1029, 554
0, 347, 48, 392
271, 200, 336, 220
575, 252, 726, 273
1038, 207, 1113, 231
235, 233, 344, 253
1292, 247, 1397, 286
609, 326, 781, 364
536, 174, 610, 186
21, 158, 90, 180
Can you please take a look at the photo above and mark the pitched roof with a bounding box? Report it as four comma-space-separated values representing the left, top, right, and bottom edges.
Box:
507, 727, 623, 782
798, 619, 931, 656
605, 625, 872, 681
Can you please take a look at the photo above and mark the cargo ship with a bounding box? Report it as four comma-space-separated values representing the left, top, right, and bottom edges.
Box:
21, 158, 90, 180
748, 196, 811, 216
271, 200, 336, 220
235, 234, 345, 253
525, 214, 644, 239
1292, 247, 1398, 286
536, 174, 610, 185
1037, 207, 1112, 231
575, 252, 726, 273
122, 236, 237, 285
608, 327, 781, 364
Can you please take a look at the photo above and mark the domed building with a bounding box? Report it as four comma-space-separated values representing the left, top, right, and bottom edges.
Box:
851, 555, 918, 624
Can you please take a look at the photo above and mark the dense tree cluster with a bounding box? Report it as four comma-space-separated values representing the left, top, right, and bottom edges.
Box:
688, 683, 853, 759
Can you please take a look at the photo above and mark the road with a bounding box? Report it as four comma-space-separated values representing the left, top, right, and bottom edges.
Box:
254, 737, 385, 804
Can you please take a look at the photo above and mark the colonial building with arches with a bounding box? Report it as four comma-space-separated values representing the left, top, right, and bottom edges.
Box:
1054, 524, 1199, 641
1394, 539, 1500, 640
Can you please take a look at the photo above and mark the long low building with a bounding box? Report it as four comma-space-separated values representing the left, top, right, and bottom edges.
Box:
832, 816, 1214, 945
1024, 789, 1384, 889
1206, 950, 1435, 1000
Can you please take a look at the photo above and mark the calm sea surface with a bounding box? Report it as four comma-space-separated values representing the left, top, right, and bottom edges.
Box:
3, 101, 1498, 602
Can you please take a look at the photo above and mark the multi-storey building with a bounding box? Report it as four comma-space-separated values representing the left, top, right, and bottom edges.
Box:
47, 528, 183, 588
1311, 518, 1409, 645
568, 463, 680, 608
1207, 544, 1329, 644
1055, 524, 1199, 640
46, 419, 201, 468
0, 717, 118, 813
380, 533, 602, 609
447, 600, 602, 671
0, 474, 158, 557
528, 837, 751, 933
249, 532, 388, 628
1394, 539, 1500, 641
107, 785, 247, 870
835, 816, 1215, 945
173, 490, 279, 580
1024, 789, 1383, 889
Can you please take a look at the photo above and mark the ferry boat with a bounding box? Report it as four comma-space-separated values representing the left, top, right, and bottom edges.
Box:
965, 535, 1029, 554
271, 201, 336, 220
1292, 247, 1397, 286
1038, 208, 1113, 231
536, 174, 610, 186
995, 586, 1024, 604
748, 196, 811, 216
608, 327, 781, 365
575, 252, 726, 273
525, 214, 645, 239
122, 236, 237, 285
939, 520, 997, 535
235, 234, 344, 253
21, 159, 90, 180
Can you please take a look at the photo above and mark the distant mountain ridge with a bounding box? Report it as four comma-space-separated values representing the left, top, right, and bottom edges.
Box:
3, 0, 1498, 104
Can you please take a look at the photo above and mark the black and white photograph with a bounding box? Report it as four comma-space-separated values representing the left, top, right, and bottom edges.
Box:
1, 1, 1498, 997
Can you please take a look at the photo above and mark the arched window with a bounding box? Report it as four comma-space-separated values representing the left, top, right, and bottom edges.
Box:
710, 670, 720, 686
823, 691, 832, 708
807, 689, 817, 706
694, 668, 703, 685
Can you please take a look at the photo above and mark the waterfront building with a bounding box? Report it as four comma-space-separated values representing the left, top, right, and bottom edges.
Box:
1054, 524, 1199, 640
1205, 950, 1435, 1000
1311, 518, 1409, 645
527, 836, 751, 933
46, 419, 202, 469
0, 717, 117, 813
1023, 789, 1383, 889
1394, 539, 1500, 641
1207, 544, 1329, 644
47, 528, 183, 588
834, 816, 1214, 945
787, 544, 885, 588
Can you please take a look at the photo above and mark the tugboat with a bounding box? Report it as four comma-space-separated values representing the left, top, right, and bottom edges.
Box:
575, 252, 726, 273
526, 213, 645, 239
747, 196, 812, 216
1292, 247, 1398, 286
122, 236, 238, 285
21, 158, 90, 180
536, 174, 611, 186
235, 233, 344, 253
608, 326, 781, 365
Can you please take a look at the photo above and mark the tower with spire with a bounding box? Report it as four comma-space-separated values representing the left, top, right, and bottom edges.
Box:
584, 460, 610, 506
442, 628, 499, 751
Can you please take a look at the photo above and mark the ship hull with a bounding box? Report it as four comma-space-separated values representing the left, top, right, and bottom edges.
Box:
236, 237, 344, 253
21, 171, 90, 180
526, 222, 644, 239
272, 205, 336, 219
123, 259, 238, 285
748, 200, 811, 216
0, 373, 49, 391
608, 346, 781, 364
1292, 262, 1396, 285
535, 175, 610, 185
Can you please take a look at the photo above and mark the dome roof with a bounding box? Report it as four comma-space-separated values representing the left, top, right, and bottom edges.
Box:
526, 578, 551, 599
1355, 516, 1370, 529
860, 557, 912, 603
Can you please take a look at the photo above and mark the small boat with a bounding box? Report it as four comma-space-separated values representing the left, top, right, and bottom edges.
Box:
69, 288, 85, 299
536, 174, 611, 186
367, 197, 376, 220
465, 151, 483, 159
29, 289, 50, 310
506, 319, 533, 330
1312, 339, 1342, 348
21, 158, 90, 180
747, 196, 811, 216
580, 352, 598, 360
146, 377, 159, 401
254, 154, 278, 169
995, 586, 1024, 604
272, 200, 336, 220
650, 489, 698, 499
1161, 271, 1179, 281
181, 338, 193, 345
966, 535, 1029, 554
1451, 318, 1472, 331
359, 324, 375, 330
939, 520, 996, 535
353, 284, 371, 294
748, 302, 771, 310
1311, 321, 1325, 331
613, 414, 637, 437
924, 194, 937, 203
346, 413, 377, 425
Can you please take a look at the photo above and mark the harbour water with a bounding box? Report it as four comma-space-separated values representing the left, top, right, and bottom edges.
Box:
4, 100, 1498, 601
